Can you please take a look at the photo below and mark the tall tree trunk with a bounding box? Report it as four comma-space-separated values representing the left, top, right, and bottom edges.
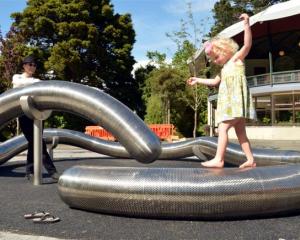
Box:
167, 98, 170, 124
193, 105, 197, 138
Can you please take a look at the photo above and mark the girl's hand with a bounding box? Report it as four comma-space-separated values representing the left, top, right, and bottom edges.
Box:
187, 77, 198, 86
239, 13, 250, 23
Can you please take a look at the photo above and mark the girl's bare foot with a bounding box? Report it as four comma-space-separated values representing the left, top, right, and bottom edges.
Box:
201, 158, 224, 168
239, 161, 256, 168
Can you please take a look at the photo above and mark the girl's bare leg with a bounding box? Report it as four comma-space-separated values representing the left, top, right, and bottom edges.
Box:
234, 118, 256, 168
201, 120, 235, 168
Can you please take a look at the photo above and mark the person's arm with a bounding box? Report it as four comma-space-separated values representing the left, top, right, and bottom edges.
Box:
233, 13, 252, 62
187, 75, 221, 87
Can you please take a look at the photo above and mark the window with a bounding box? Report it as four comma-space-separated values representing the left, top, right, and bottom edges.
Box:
255, 96, 271, 125
254, 67, 266, 75
294, 93, 300, 123
274, 94, 293, 125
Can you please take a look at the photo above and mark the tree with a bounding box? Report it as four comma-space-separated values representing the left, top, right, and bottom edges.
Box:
142, 61, 186, 125
0, 27, 27, 92
11, 0, 137, 109
134, 64, 156, 118
167, 2, 209, 137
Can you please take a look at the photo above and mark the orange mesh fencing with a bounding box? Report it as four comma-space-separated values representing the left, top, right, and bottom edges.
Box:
85, 124, 176, 141
148, 124, 174, 141
85, 126, 116, 141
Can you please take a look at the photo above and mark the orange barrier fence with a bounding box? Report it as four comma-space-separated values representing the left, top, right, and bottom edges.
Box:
148, 124, 174, 141
85, 126, 116, 141
85, 124, 177, 141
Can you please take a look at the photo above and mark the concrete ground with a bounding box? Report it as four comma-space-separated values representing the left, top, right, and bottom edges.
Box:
0, 140, 300, 240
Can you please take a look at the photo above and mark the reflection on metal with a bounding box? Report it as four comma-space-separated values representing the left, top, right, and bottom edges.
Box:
0, 81, 161, 163
32, 119, 42, 185
20, 96, 52, 120
47, 136, 59, 160
2, 129, 300, 166
58, 165, 300, 219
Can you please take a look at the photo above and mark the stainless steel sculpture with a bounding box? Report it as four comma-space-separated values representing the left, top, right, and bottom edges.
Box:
58, 165, 300, 219
3, 129, 300, 166
2, 80, 300, 219
0, 81, 161, 163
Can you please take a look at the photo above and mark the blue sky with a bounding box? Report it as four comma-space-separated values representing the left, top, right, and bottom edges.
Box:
0, 0, 217, 67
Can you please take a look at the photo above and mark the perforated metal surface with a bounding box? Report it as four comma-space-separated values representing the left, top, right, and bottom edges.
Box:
58, 165, 300, 219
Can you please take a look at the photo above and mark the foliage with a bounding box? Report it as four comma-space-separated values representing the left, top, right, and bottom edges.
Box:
11, 0, 136, 90
44, 113, 69, 129
134, 64, 156, 117
0, 27, 27, 93
4, 0, 138, 131
147, 51, 167, 67
144, 95, 164, 124
143, 64, 186, 126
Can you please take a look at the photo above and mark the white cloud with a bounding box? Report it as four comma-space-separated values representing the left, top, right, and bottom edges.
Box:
133, 60, 152, 72
132, 58, 172, 77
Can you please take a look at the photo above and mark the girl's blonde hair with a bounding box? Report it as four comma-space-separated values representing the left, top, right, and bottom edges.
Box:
210, 36, 239, 57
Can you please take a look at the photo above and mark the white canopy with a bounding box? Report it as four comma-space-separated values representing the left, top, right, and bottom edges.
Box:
219, 0, 300, 38
193, 0, 300, 61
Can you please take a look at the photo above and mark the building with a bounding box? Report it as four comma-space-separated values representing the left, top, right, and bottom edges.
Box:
192, 0, 300, 140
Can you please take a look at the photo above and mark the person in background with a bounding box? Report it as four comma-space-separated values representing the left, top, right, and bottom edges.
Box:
187, 14, 256, 168
12, 55, 59, 181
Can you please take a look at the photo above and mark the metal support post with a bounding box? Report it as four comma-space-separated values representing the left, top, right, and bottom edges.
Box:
20, 96, 52, 186
33, 119, 43, 185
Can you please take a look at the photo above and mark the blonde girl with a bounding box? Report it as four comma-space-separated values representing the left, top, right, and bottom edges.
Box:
187, 14, 256, 168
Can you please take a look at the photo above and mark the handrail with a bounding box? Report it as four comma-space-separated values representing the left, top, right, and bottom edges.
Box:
247, 69, 300, 87
208, 69, 300, 97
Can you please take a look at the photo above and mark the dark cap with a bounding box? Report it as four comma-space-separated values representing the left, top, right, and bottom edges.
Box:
22, 55, 36, 64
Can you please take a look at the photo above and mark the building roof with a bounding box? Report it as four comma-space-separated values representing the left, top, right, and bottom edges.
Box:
219, 0, 300, 39
192, 0, 300, 66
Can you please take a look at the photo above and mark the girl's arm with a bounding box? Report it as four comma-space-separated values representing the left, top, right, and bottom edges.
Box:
187, 75, 221, 87
233, 13, 252, 62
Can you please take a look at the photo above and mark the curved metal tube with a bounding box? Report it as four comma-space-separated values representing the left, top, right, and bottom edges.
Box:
192, 137, 300, 166
2, 129, 300, 167
3, 129, 300, 167
58, 165, 300, 219
0, 81, 161, 163
0, 135, 28, 165
0, 129, 200, 165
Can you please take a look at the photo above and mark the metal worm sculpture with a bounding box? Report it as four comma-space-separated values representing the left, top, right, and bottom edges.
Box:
1, 81, 300, 219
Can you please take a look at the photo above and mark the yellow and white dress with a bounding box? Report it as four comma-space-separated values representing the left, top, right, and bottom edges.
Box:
215, 60, 256, 124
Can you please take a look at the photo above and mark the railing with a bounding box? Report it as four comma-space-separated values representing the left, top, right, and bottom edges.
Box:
247, 70, 300, 87
85, 124, 177, 141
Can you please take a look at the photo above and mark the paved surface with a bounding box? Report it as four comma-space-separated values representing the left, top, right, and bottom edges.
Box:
1, 141, 300, 240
